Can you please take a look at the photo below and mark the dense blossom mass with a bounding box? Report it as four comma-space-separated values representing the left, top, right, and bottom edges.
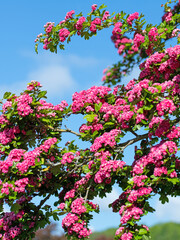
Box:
0, 1, 180, 240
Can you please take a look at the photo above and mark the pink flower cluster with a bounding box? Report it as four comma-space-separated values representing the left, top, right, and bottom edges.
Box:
126, 79, 149, 102
154, 166, 167, 177
59, 28, 70, 42
132, 175, 148, 187
15, 94, 33, 117
148, 27, 158, 42
27, 80, 41, 91
90, 17, 101, 33
65, 10, 75, 21
44, 22, 54, 34
75, 17, 86, 31
115, 227, 133, 240
74, 173, 91, 189
133, 33, 145, 48
0, 211, 24, 240
0, 126, 20, 145
2, 101, 12, 113
120, 205, 143, 224
162, 11, 173, 22
102, 11, 110, 21
133, 141, 177, 175
139, 45, 180, 82
94, 160, 125, 184
64, 189, 75, 201
61, 152, 75, 164
62, 213, 92, 238
71, 198, 87, 215
156, 99, 176, 116
112, 22, 122, 36
121, 232, 133, 240
79, 122, 103, 133
71, 86, 111, 113
91, 4, 97, 12
166, 126, 180, 140
127, 12, 139, 25
14, 178, 29, 193
127, 187, 152, 203
0, 138, 57, 174
36, 99, 68, 118
1, 178, 29, 195
90, 129, 120, 152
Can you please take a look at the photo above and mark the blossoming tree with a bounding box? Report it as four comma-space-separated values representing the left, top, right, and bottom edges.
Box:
0, 0, 180, 239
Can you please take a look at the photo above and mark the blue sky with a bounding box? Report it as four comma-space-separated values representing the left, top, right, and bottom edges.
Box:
1, 0, 180, 234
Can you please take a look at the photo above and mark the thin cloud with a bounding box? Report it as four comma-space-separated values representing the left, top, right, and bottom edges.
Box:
0, 81, 26, 99
27, 64, 76, 98
21, 50, 105, 68
94, 188, 120, 211
155, 196, 180, 222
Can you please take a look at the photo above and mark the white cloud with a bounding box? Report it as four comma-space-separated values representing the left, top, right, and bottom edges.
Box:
27, 64, 76, 98
66, 54, 100, 67
0, 81, 25, 99
0, 64, 76, 100
94, 188, 120, 211
155, 196, 180, 222
3, 204, 10, 212
22, 51, 104, 68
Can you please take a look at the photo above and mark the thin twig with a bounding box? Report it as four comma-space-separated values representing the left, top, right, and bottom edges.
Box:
48, 125, 81, 137
85, 183, 92, 202
115, 133, 148, 152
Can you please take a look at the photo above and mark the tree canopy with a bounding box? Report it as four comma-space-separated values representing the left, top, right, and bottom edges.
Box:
0, 1, 180, 239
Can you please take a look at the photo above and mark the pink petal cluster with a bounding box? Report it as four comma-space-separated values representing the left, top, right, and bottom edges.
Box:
59, 28, 70, 42
90, 129, 121, 152
71, 86, 111, 113
15, 94, 33, 116
75, 17, 86, 31
65, 10, 75, 21
71, 198, 87, 215
127, 12, 139, 25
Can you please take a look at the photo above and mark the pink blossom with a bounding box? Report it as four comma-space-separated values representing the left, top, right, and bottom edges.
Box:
121, 232, 133, 240
65, 10, 75, 20
127, 12, 139, 25
75, 17, 86, 30
59, 28, 70, 42
91, 4, 97, 12
148, 27, 158, 41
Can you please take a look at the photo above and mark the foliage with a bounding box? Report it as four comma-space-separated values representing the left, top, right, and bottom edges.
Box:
33, 222, 180, 240
0, 1, 180, 240
90, 222, 180, 240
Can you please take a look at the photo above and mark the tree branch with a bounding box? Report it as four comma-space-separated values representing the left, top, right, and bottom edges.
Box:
48, 125, 81, 137
115, 133, 148, 152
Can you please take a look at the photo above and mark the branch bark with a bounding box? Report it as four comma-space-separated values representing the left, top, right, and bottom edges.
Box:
115, 133, 148, 152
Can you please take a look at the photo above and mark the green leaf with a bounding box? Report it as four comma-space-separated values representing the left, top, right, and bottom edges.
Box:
104, 122, 114, 127
51, 166, 61, 175
58, 211, 66, 216
139, 228, 148, 235
95, 102, 102, 112
38, 91, 47, 99
38, 219, 47, 228
35, 43, 38, 54
83, 114, 96, 122
11, 203, 21, 214
99, 4, 107, 10
3, 92, 11, 99
82, 165, 90, 174
167, 178, 179, 184
142, 235, 150, 240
